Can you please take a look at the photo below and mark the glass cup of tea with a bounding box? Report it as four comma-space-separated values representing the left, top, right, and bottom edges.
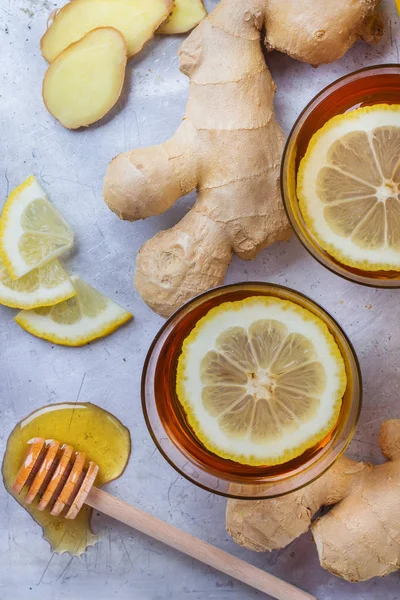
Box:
281, 64, 400, 287
142, 282, 361, 499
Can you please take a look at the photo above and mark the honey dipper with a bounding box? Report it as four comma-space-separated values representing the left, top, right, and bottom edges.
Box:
12, 438, 315, 600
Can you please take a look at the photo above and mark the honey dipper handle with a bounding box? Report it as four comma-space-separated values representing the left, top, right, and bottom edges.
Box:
86, 487, 315, 600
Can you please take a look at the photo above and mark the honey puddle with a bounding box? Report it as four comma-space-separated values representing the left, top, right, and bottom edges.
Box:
2, 402, 130, 555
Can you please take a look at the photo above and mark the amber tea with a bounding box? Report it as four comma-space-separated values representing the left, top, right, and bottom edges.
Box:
283, 65, 400, 287
148, 283, 360, 494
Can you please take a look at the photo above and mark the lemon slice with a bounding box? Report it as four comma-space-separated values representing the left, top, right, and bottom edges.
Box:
298, 104, 400, 271
15, 275, 132, 346
0, 258, 75, 309
176, 297, 346, 466
0, 175, 74, 279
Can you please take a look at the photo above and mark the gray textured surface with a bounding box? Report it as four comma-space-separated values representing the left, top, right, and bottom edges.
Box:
1, 0, 400, 599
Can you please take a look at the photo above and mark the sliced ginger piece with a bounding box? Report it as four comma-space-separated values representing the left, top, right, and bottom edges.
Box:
158, 0, 207, 35
41, 0, 173, 62
42, 27, 127, 130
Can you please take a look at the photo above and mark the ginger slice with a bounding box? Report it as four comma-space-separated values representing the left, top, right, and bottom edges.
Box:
42, 27, 127, 130
41, 0, 173, 62
158, 0, 206, 34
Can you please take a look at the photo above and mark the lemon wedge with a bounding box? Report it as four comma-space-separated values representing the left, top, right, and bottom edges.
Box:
0, 175, 74, 279
15, 275, 132, 346
176, 296, 346, 466
298, 104, 400, 271
0, 258, 75, 309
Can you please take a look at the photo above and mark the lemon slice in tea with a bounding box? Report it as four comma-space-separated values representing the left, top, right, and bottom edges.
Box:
0, 175, 74, 279
0, 258, 75, 309
176, 297, 346, 466
298, 104, 400, 271
15, 275, 132, 346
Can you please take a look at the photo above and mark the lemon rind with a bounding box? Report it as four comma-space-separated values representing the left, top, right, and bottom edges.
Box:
0, 175, 74, 280
0, 284, 76, 310
15, 310, 132, 347
176, 296, 347, 467
297, 104, 400, 272
14, 274, 132, 346
0, 176, 35, 279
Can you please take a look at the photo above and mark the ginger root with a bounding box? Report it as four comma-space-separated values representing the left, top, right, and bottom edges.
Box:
42, 28, 127, 130
41, 0, 173, 62
158, 0, 207, 35
103, 0, 382, 317
226, 419, 400, 582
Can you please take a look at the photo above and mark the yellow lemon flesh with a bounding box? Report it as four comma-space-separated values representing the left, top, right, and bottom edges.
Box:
176, 297, 346, 466
0, 258, 75, 309
0, 175, 73, 279
298, 104, 400, 271
15, 275, 132, 346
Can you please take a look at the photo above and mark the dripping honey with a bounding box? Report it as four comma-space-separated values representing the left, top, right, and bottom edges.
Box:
2, 403, 130, 555
153, 285, 355, 483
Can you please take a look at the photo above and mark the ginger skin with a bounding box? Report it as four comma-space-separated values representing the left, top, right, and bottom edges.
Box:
103, 0, 382, 317
226, 419, 400, 583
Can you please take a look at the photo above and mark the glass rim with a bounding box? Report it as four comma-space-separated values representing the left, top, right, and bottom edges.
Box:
141, 281, 362, 500
280, 63, 400, 289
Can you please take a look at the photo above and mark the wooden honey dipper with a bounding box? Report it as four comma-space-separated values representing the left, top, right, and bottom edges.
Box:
12, 437, 315, 600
